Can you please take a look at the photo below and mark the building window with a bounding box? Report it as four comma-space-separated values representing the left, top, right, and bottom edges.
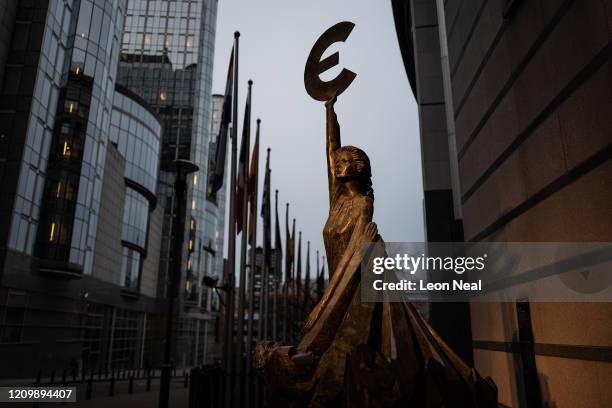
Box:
122, 187, 149, 249
120, 246, 142, 290
49, 221, 58, 242
62, 140, 72, 157
65, 100, 78, 114
109, 309, 141, 369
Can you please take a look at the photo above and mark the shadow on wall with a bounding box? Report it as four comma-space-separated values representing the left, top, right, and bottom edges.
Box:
539, 373, 556, 408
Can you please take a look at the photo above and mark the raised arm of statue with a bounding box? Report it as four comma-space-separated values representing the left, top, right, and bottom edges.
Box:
326, 93, 341, 205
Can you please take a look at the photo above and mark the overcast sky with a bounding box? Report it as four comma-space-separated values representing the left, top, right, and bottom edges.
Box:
211, 0, 424, 271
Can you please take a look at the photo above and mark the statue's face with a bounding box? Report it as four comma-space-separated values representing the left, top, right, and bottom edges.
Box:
335, 150, 356, 179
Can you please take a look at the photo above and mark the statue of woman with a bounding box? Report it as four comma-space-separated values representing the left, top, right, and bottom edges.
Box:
254, 94, 497, 408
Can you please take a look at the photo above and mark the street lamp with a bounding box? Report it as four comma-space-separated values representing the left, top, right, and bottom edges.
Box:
159, 159, 199, 408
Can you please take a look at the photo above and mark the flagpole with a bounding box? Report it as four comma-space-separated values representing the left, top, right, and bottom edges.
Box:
304, 241, 310, 311
264, 172, 272, 341
245, 118, 260, 408
273, 189, 280, 342
263, 249, 270, 338
316, 250, 319, 281
283, 203, 289, 343
316, 250, 321, 301
292, 219, 297, 342
292, 231, 302, 339
258, 148, 270, 341
321, 255, 325, 297
297, 230, 302, 303
236, 80, 252, 407
223, 31, 239, 408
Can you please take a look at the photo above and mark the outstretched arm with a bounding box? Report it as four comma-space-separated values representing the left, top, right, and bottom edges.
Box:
326, 93, 341, 205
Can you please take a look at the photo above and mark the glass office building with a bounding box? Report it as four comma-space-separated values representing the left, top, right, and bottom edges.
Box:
203, 93, 227, 314
117, 0, 219, 366
110, 86, 162, 292
6, 0, 126, 275
0, 0, 168, 377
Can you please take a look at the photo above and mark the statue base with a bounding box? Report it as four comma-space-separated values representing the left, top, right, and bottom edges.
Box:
254, 289, 498, 408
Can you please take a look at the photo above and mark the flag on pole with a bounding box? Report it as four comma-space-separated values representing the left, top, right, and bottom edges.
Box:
247, 120, 260, 245
236, 90, 251, 233
261, 149, 272, 268
304, 241, 311, 307
258, 148, 271, 340
296, 231, 302, 294
222, 32, 240, 407
284, 206, 294, 286
207, 48, 233, 201
274, 190, 283, 280
291, 219, 296, 288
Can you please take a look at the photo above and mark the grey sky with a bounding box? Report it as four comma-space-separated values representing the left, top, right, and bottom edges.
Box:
211, 0, 424, 269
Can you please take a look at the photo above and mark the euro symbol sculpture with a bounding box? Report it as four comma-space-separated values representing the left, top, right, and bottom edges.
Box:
304, 21, 357, 101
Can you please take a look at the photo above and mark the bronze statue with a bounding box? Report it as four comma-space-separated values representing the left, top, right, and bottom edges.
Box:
254, 22, 498, 408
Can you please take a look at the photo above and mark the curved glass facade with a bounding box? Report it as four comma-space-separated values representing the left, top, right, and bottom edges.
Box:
118, 0, 218, 305
122, 187, 150, 250
7, 1, 78, 257
9, 0, 127, 275
111, 89, 161, 195
111, 87, 161, 290
120, 246, 142, 290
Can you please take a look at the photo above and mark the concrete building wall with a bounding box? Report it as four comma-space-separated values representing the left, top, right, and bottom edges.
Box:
92, 144, 126, 285
141, 204, 162, 298
392, 0, 473, 363
395, 0, 612, 406
444, 0, 612, 407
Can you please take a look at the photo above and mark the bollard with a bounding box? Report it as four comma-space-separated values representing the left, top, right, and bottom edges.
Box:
109, 372, 115, 396
98, 368, 102, 380
184, 372, 188, 388
146, 369, 152, 391
86, 377, 93, 400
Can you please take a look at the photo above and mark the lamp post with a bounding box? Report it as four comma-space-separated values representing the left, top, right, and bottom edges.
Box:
159, 159, 199, 408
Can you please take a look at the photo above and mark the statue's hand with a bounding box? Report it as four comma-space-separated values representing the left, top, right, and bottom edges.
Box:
364, 222, 378, 242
